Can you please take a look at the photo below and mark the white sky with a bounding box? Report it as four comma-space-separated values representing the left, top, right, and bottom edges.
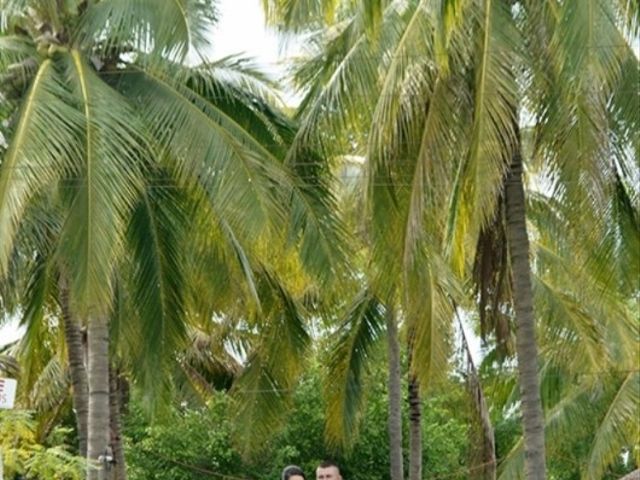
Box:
209, 0, 304, 106
210, 0, 282, 66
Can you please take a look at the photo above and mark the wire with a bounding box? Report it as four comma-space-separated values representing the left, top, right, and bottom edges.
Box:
133, 439, 617, 480
146, 446, 501, 480
428, 458, 497, 480
0, 160, 633, 174
142, 442, 497, 480
138, 447, 254, 480
0, 173, 630, 190
56, 42, 638, 74
0, 181, 625, 190
0, 84, 637, 107
229, 369, 640, 395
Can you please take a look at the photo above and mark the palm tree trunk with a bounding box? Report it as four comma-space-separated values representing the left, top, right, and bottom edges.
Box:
505, 143, 546, 480
457, 311, 495, 480
407, 373, 421, 480
407, 330, 421, 480
87, 314, 111, 480
620, 469, 640, 480
59, 276, 89, 457
109, 369, 127, 480
386, 304, 404, 480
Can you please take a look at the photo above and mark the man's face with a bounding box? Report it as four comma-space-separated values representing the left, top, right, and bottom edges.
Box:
316, 466, 341, 480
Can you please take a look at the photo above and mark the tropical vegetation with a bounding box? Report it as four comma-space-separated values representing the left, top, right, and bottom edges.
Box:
0, 0, 638, 479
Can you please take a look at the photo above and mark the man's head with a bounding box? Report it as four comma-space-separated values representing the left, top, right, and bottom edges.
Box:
316, 460, 342, 480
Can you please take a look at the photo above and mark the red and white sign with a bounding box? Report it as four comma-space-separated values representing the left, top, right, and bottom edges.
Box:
0, 378, 17, 409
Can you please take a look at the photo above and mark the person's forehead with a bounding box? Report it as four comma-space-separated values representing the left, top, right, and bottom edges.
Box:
316, 466, 339, 474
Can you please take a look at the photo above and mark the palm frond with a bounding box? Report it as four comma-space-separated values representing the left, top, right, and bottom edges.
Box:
403, 73, 468, 263
231, 267, 310, 456
0, 36, 37, 104
472, 191, 513, 356
0, 352, 18, 376
553, 0, 629, 93
230, 352, 290, 457
287, 11, 380, 160
0, 60, 81, 275
181, 60, 350, 283
0, 0, 32, 28
609, 53, 640, 162
177, 327, 240, 399
532, 0, 634, 222
613, 0, 640, 41
58, 51, 146, 315
533, 274, 609, 374
445, 0, 520, 271
367, 0, 433, 165
261, 0, 368, 32
29, 356, 69, 414
76, 0, 217, 62
498, 385, 597, 480
201, 54, 284, 106
286, 155, 350, 285
262, 0, 333, 31
125, 171, 189, 412
117, 66, 287, 239
586, 372, 640, 479
16, 253, 56, 396
324, 288, 386, 448
406, 263, 455, 388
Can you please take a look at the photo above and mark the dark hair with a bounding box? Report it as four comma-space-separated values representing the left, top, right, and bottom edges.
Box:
318, 460, 340, 471
282, 465, 306, 480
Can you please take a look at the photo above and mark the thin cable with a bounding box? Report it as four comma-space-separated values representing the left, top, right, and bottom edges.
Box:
0, 181, 623, 190
138, 447, 254, 480
139, 445, 501, 480
1, 84, 637, 106
111, 44, 640, 73
229, 369, 640, 394
0, 162, 634, 174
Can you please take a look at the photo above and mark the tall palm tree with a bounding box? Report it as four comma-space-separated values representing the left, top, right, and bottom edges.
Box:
0, 2, 345, 479
492, 180, 639, 479
407, 328, 423, 480
318, 153, 456, 478
385, 301, 404, 480
259, 2, 638, 478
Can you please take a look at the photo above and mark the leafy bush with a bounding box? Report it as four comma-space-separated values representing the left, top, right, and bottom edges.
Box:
0, 410, 84, 480
124, 368, 470, 479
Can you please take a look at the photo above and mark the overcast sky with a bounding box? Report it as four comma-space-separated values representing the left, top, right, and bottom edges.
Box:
210, 0, 283, 65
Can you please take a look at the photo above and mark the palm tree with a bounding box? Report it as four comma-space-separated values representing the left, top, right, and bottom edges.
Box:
621, 470, 640, 480
492, 182, 639, 479
59, 274, 89, 458
457, 312, 496, 480
259, 2, 638, 478
407, 328, 423, 480
0, 2, 345, 478
385, 301, 404, 480
316, 154, 455, 478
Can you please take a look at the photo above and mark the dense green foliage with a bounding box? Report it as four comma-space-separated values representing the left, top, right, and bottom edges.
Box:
0, 0, 638, 479
124, 366, 471, 480
0, 410, 84, 479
